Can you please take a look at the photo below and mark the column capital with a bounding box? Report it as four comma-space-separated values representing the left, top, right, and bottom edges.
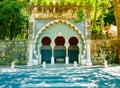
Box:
86, 40, 91, 45
86, 40, 91, 43
65, 43, 69, 48
29, 15, 35, 22
28, 40, 34, 46
78, 44, 82, 47
51, 43, 55, 48
29, 40, 34, 43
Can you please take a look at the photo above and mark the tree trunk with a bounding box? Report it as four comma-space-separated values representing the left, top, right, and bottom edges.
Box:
93, 0, 98, 30
113, 0, 120, 64
100, 14, 104, 32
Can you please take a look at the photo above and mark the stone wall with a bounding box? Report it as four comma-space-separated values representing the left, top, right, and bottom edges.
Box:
0, 40, 117, 65
91, 40, 117, 65
0, 41, 28, 65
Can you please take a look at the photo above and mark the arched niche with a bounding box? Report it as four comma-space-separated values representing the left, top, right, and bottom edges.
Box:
55, 36, 65, 46
41, 36, 52, 63
34, 20, 86, 62
69, 37, 78, 46
54, 36, 66, 63
68, 37, 79, 63
41, 36, 51, 46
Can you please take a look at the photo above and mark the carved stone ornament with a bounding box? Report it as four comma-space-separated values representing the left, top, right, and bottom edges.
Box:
27, 2, 92, 20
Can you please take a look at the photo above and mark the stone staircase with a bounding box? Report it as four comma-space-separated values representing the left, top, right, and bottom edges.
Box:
20, 70, 96, 88
19, 64, 97, 88
1, 64, 120, 88
0, 64, 98, 88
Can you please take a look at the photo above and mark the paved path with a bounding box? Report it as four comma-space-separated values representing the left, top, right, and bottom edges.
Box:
0, 64, 120, 88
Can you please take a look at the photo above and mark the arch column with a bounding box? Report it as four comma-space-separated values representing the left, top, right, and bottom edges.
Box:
86, 40, 92, 66
78, 44, 82, 64
38, 44, 42, 64
51, 43, 55, 64
27, 40, 33, 66
65, 43, 69, 64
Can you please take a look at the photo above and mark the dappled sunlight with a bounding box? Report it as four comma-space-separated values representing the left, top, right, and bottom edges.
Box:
0, 65, 120, 87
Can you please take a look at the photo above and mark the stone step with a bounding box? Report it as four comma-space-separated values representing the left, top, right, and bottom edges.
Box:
45, 64, 75, 68
20, 83, 97, 88
25, 79, 72, 84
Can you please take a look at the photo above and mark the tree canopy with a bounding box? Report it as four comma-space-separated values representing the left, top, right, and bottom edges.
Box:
0, 0, 116, 40
0, 0, 28, 40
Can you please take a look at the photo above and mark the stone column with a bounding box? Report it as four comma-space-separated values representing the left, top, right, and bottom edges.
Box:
38, 45, 41, 64
51, 44, 55, 64
65, 43, 69, 64
27, 41, 33, 66
86, 40, 92, 66
78, 44, 82, 64
27, 14, 34, 66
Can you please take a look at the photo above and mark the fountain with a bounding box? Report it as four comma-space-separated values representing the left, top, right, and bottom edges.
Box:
74, 61, 77, 68
51, 57, 54, 64
104, 60, 108, 68
11, 62, 15, 71
65, 57, 69, 64
43, 62, 46, 69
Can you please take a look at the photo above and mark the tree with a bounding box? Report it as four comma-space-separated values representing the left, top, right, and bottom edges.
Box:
104, 1, 115, 26
93, 0, 98, 30
90, 0, 115, 39
113, 0, 120, 64
0, 0, 28, 40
